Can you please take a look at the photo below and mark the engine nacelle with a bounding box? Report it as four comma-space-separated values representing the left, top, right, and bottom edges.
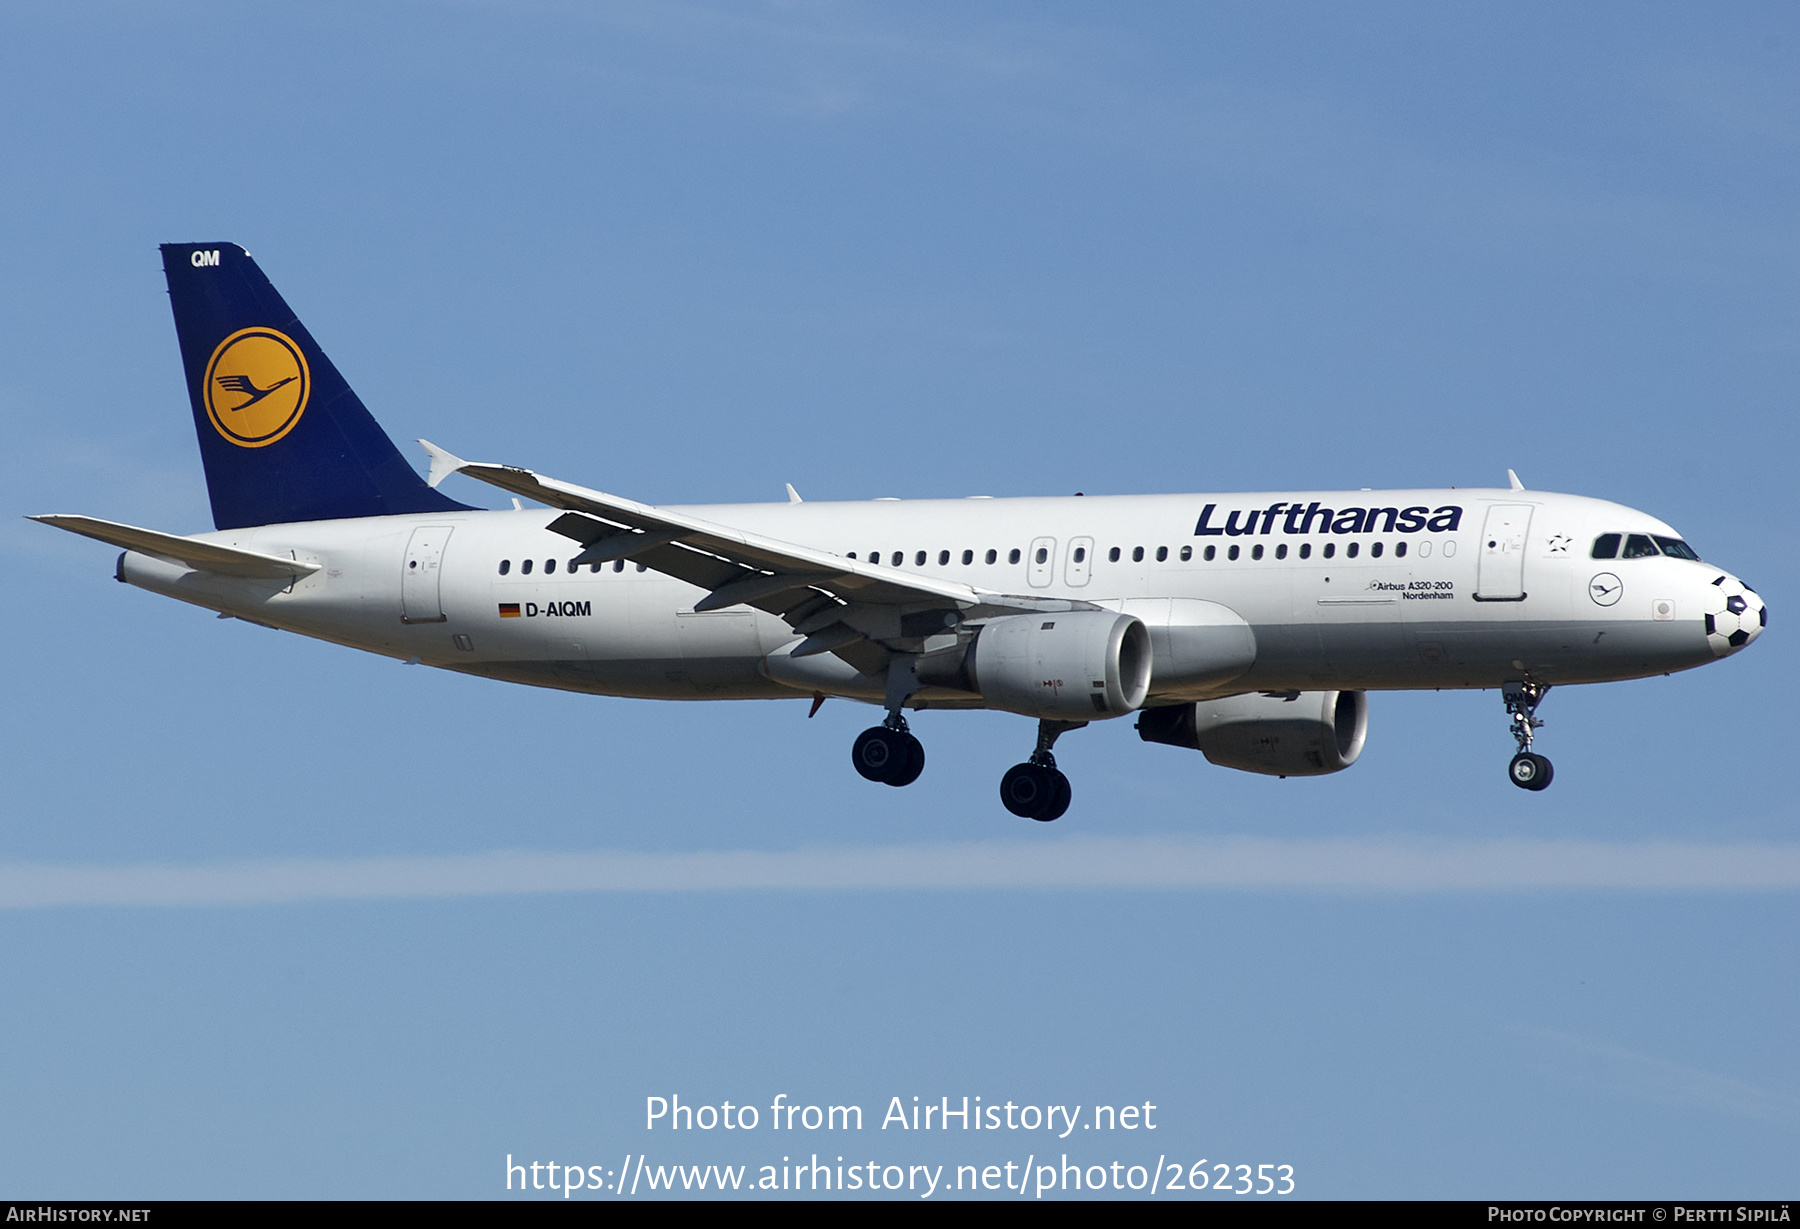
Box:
1117, 597, 1257, 700
1136, 690, 1368, 777
935, 611, 1150, 721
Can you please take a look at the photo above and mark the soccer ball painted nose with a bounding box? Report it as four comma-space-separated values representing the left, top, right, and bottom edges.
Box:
1701, 572, 1766, 657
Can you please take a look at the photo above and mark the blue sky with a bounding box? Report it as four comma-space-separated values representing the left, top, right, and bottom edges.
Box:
1, 1, 1795, 1198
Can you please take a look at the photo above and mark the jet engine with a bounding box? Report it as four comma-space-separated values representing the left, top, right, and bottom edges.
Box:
921, 611, 1151, 721
1136, 690, 1368, 777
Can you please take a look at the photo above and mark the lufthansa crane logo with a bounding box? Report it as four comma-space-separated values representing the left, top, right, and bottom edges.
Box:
202, 327, 310, 448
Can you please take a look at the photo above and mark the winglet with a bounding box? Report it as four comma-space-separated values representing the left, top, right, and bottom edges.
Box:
786, 483, 803, 504
1507, 469, 1524, 491
418, 439, 469, 489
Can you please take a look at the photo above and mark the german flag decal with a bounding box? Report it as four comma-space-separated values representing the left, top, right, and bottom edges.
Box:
498, 603, 521, 618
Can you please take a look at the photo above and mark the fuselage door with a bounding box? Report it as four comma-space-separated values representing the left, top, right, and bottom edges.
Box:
1028, 536, 1057, 588
401, 525, 453, 623
1065, 537, 1093, 587
1475, 504, 1532, 601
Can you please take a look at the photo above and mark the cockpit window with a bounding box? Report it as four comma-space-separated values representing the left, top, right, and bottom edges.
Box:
1591, 533, 1621, 559
1653, 536, 1700, 561
1622, 534, 1660, 559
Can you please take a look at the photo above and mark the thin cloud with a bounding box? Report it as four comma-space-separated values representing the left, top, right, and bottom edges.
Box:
0, 837, 1797, 910
1513, 1025, 1800, 1125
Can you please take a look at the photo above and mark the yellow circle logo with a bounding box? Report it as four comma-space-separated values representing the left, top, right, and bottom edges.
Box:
202, 327, 310, 448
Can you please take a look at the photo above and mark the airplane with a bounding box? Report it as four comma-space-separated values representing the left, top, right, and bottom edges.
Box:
33, 243, 1767, 821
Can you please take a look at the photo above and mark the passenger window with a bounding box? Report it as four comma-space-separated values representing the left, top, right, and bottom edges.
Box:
1300, 543, 1311, 560
1275, 543, 1287, 560
1653, 536, 1700, 561
1108, 546, 1121, 562
1346, 543, 1359, 559
1371, 542, 1383, 558
636, 563, 647, 572
1591, 534, 1621, 559
521, 559, 533, 574
1132, 546, 1144, 562
847, 552, 857, 560
1179, 545, 1192, 561
961, 550, 973, 565
915, 551, 927, 566
1228, 545, 1240, 561
613, 560, 624, 572
1251, 544, 1264, 560
1034, 547, 1048, 564
1323, 543, 1335, 559
986, 549, 998, 564
1622, 534, 1659, 559
1008, 549, 1021, 564
498, 559, 510, 575
1152, 546, 1165, 562
1073, 547, 1086, 563
892, 552, 904, 566
1204, 545, 1216, 561
1395, 541, 1407, 558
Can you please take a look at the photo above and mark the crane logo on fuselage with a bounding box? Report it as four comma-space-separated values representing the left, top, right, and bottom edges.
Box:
202, 327, 311, 448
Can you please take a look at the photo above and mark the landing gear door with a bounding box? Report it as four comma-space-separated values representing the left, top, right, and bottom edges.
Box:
401, 525, 453, 623
1028, 536, 1056, 588
1475, 504, 1532, 601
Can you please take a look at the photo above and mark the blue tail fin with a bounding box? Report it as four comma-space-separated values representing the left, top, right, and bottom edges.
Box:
160, 243, 472, 529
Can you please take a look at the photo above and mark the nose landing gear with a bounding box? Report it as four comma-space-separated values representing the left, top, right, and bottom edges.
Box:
1000, 720, 1084, 821
1503, 680, 1553, 791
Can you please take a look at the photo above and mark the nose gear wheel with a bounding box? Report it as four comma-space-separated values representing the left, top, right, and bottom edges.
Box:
1508, 752, 1553, 791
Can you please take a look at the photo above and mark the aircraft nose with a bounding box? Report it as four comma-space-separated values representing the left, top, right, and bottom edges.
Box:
1701, 571, 1766, 657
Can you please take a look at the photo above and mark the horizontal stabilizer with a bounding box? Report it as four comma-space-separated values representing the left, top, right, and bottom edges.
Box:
29, 515, 321, 580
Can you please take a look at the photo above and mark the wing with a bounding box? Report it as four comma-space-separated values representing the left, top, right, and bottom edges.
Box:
418, 440, 1093, 674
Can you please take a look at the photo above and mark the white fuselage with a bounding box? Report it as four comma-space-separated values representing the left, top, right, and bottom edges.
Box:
117, 487, 1742, 710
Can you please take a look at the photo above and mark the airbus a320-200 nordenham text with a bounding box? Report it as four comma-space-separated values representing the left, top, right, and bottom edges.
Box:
35, 244, 1768, 820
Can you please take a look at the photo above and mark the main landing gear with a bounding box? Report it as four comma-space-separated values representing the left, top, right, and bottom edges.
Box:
1000, 720, 1085, 822
852, 655, 927, 787
1503, 680, 1553, 791
851, 718, 924, 787
847, 654, 1084, 819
